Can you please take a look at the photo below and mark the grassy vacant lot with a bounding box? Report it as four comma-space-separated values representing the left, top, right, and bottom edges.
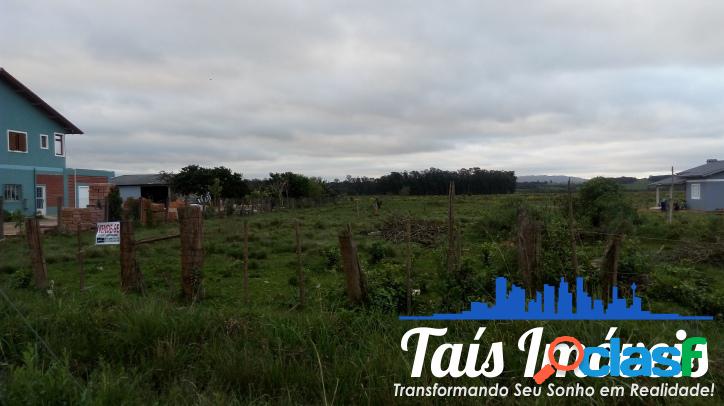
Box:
0, 193, 722, 405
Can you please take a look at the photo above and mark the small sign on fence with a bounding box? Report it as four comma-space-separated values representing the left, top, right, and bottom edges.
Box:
96, 222, 121, 245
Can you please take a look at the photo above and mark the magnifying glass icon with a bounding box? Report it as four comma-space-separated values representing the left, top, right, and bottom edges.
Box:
533, 336, 584, 384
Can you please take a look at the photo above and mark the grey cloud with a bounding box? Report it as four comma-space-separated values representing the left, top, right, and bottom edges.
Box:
2, 0, 723, 179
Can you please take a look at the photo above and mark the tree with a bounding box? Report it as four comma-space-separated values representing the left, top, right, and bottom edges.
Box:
166, 165, 248, 199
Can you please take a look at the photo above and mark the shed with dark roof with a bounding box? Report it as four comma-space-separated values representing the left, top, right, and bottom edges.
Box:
111, 174, 171, 204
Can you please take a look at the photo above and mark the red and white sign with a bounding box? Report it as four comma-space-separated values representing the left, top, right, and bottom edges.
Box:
95, 222, 120, 245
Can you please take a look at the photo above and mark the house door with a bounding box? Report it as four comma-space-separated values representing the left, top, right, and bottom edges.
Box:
35, 185, 47, 216
78, 186, 90, 208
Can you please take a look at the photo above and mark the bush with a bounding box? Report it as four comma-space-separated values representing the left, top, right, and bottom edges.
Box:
367, 241, 395, 265
107, 186, 123, 221
577, 177, 637, 232
320, 246, 340, 271
365, 263, 407, 312
10, 270, 32, 289
646, 265, 722, 316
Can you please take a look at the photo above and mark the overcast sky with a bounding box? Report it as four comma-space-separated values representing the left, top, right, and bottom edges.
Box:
2, 1, 723, 179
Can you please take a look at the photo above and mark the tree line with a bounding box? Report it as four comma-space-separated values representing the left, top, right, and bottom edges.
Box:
329, 168, 516, 195
163, 165, 516, 200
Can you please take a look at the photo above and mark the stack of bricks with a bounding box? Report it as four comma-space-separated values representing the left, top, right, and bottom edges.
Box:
88, 183, 113, 208
167, 199, 186, 222
60, 207, 104, 232
150, 202, 166, 224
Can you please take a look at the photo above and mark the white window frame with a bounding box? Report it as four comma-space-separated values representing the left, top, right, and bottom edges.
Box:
40, 134, 49, 149
7, 130, 28, 153
690, 183, 701, 200
3, 184, 23, 201
54, 133, 65, 157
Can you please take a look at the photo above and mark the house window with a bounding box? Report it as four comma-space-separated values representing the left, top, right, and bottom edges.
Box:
3, 184, 23, 201
40, 134, 49, 149
7, 130, 28, 153
54, 133, 65, 156
691, 183, 701, 200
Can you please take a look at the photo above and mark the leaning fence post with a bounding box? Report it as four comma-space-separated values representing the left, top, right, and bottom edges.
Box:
25, 217, 48, 289
120, 218, 144, 293
179, 206, 204, 301
338, 224, 367, 305
294, 220, 306, 307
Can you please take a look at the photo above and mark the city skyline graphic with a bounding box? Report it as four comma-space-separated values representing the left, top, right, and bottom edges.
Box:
400, 277, 713, 321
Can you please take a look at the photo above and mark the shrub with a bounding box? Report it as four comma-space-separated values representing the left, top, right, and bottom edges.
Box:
320, 246, 340, 271
107, 186, 123, 221
365, 263, 407, 312
367, 241, 395, 265
646, 265, 723, 316
577, 177, 637, 232
472, 203, 518, 240
10, 270, 32, 289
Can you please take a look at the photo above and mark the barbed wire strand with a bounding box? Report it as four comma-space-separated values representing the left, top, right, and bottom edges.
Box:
0, 286, 84, 392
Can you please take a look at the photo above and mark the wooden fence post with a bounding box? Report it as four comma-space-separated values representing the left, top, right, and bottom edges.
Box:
77, 224, 85, 291
601, 234, 623, 299
139, 197, 147, 226
338, 225, 367, 305
294, 220, 306, 307
25, 218, 48, 289
405, 218, 412, 314
567, 178, 579, 277
446, 181, 456, 274
179, 206, 204, 301
120, 218, 144, 293
0, 198, 4, 241
243, 220, 249, 304
516, 208, 541, 294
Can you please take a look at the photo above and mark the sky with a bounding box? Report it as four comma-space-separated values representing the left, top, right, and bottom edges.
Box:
2, 1, 724, 180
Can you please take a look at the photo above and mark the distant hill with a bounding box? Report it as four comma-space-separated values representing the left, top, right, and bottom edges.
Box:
516, 175, 587, 184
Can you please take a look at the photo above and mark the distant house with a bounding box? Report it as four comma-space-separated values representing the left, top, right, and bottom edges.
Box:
651, 159, 724, 211
0, 68, 113, 216
111, 174, 171, 204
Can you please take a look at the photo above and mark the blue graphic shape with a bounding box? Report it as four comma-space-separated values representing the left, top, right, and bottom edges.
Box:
400, 277, 713, 321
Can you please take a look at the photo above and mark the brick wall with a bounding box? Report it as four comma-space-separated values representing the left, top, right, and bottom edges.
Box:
68, 176, 110, 207
59, 207, 104, 232
36, 174, 64, 208
89, 183, 112, 208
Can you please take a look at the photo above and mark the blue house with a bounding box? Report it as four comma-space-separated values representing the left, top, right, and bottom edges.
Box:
651, 159, 724, 211
1, 68, 114, 217
678, 159, 724, 211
